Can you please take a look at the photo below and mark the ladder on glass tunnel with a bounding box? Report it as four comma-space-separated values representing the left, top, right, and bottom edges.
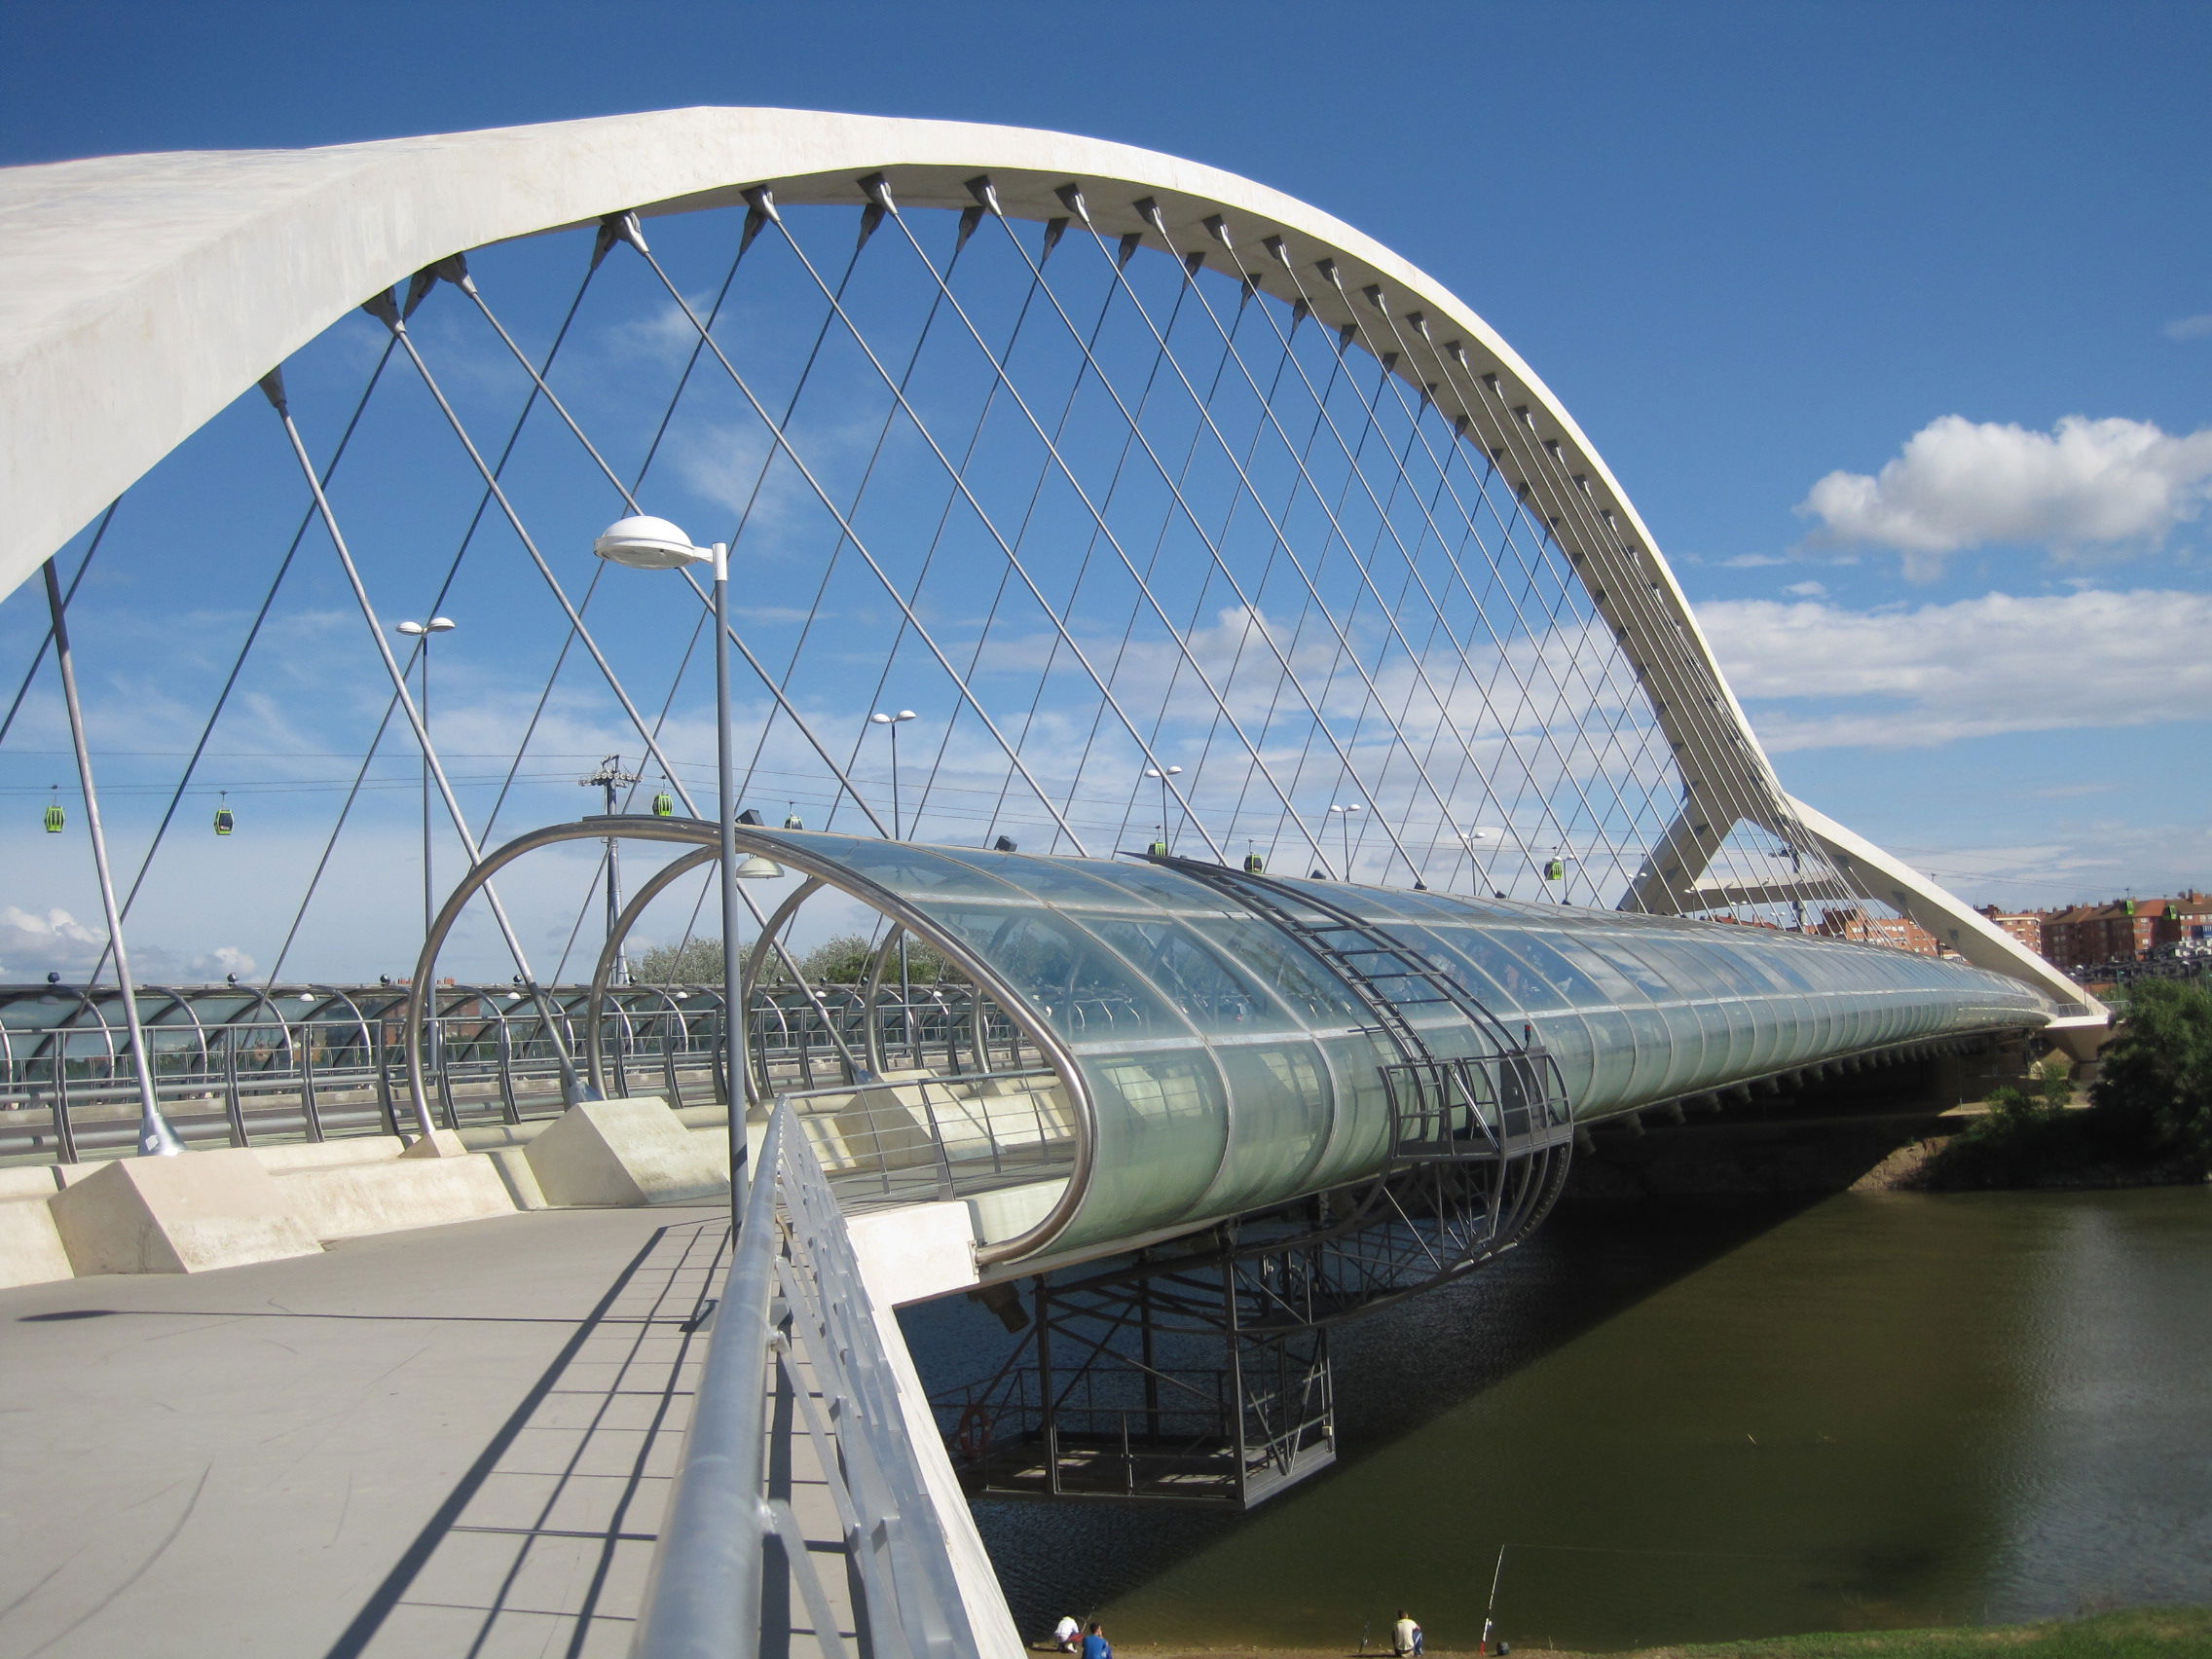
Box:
1152, 855, 1572, 1162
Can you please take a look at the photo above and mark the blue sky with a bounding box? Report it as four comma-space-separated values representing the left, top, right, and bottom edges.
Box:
2, 0, 2207, 979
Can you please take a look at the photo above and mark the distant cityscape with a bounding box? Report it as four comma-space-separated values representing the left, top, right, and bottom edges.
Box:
1973, 893, 2212, 984
1713, 892, 2212, 988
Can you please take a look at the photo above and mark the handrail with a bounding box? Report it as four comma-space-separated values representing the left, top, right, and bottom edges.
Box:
629, 1110, 785, 1658
630, 1100, 1014, 1659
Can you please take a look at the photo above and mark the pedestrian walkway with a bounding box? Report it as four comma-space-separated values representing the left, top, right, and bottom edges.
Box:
0, 1203, 823, 1657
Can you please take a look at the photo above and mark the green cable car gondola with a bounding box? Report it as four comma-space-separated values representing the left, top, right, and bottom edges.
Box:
651, 792, 675, 818
213, 793, 235, 836
1545, 858, 1566, 881
1243, 851, 1266, 874
43, 790, 63, 833
783, 805, 805, 830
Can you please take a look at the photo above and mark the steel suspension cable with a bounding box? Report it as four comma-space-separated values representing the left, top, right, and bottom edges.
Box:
262, 372, 551, 994
0, 501, 115, 751
777, 180, 1258, 862
618, 207, 1091, 853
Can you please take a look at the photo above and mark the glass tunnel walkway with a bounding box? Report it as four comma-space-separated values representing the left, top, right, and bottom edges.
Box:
11, 824, 2056, 1270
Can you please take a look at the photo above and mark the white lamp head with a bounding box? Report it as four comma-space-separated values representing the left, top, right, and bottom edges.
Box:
425, 616, 456, 633
395, 620, 425, 636
593, 515, 711, 571
734, 854, 785, 878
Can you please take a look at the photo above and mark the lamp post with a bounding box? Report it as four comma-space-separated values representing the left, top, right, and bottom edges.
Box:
593, 515, 781, 1217
1143, 763, 1183, 852
1327, 802, 1364, 881
867, 709, 919, 1051
393, 616, 455, 941
1460, 827, 1502, 895
867, 709, 917, 839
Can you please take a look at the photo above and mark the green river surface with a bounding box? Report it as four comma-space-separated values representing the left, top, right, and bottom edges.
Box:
903, 1185, 2212, 1652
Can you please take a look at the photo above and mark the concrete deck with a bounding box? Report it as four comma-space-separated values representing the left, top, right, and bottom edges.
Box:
0, 1203, 750, 1657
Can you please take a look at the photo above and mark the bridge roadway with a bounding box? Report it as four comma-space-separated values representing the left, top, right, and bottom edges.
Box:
0, 1198, 997, 1659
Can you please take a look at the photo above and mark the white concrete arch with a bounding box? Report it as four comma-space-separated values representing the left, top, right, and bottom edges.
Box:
0, 107, 2096, 1018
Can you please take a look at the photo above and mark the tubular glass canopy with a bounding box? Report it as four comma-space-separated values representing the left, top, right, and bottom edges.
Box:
746, 830, 2056, 1256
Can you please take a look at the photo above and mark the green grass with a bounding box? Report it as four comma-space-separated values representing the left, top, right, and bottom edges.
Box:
1658, 1604, 2212, 1657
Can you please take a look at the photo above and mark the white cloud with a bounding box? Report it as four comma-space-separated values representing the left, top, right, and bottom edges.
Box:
0, 905, 106, 976
1782, 580, 1826, 598
1703, 586, 2212, 751
1718, 553, 1789, 569
1797, 415, 2212, 571
0, 906, 260, 982
2164, 313, 2212, 342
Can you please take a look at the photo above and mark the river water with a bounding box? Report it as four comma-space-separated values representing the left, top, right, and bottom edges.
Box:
903, 1185, 2212, 1652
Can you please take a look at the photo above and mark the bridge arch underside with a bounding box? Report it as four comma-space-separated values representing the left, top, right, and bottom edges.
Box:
513, 824, 2054, 1272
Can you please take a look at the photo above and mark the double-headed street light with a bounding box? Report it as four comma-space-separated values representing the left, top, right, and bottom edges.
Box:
1142, 763, 1183, 853
393, 616, 455, 940
868, 709, 917, 839
593, 514, 781, 1216
1327, 801, 1364, 880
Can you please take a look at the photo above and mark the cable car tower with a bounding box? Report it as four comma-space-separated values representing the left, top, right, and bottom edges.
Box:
579, 756, 643, 985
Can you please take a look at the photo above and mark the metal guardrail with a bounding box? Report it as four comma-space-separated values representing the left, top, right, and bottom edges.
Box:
0, 985, 1045, 1164
777, 1066, 1075, 1209
632, 1101, 1010, 1659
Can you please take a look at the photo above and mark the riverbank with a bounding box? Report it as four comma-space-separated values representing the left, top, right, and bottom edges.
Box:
1115, 1603, 2212, 1656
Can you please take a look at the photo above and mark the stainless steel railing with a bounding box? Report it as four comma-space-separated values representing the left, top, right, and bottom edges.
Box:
778, 1066, 1077, 1211
632, 1102, 1013, 1659
0, 982, 1044, 1163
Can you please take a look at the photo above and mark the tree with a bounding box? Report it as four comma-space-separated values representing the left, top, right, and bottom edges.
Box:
2088, 978, 2212, 1170
631, 930, 959, 985
632, 937, 723, 983
796, 931, 956, 984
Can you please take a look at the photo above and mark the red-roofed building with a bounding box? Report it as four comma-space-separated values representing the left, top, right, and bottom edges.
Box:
2043, 894, 2212, 967
1816, 905, 1938, 955
1975, 906, 2045, 956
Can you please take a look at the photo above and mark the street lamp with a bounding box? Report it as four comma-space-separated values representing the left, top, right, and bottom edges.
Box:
867, 709, 921, 1052
1459, 826, 1503, 894
1327, 802, 1364, 881
393, 616, 455, 940
868, 709, 917, 839
593, 514, 782, 1216
1142, 764, 1183, 854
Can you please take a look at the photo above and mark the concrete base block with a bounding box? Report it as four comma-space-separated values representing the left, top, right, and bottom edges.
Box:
278, 1154, 516, 1240
0, 1165, 61, 1201
255, 1136, 407, 1171
50, 1149, 323, 1275
399, 1128, 472, 1160
525, 1096, 729, 1207
0, 1197, 74, 1289
847, 1200, 977, 1308
485, 1144, 549, 1210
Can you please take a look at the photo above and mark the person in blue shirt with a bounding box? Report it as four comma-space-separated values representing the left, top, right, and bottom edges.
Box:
1080, 1622, 1112, 1659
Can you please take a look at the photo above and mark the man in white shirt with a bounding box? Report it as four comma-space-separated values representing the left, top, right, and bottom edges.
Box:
1393, 1610, 1422, 1656
1053, 1615, 1082, 1652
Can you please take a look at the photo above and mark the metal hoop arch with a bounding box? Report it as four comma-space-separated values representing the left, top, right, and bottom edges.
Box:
401, 814, 1098, 1265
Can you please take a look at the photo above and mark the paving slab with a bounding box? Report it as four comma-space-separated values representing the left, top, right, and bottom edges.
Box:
0, 1202, 731, 1659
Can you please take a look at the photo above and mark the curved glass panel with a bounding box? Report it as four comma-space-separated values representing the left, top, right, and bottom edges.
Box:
0, 833, 2058, 1256
752, 830, 2055, 1254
